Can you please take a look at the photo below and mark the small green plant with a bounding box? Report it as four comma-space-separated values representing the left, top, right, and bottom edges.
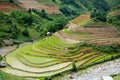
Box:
9, 0, 14, 3
39, 77, 45, 80
72, 62, 78, 72
0, 55, 2, 61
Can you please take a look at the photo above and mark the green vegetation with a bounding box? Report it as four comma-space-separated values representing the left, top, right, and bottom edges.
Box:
37, 0, 55, 5
0, 0, 120, 79
112, 74, 120, 80
36, 0, 114, 19
89, 3, 120, 31
72, 63, 78, 72
59, 0, 110, 19
9, 0, 14, 3
0, 55, 2, 61
107, 4, 120, 32
63, 28, 89, 35
0, 10, 67, 45
90, 9, 107, 22
105, 0, 120, 7
83, 21, 111, 28
0, 0, 10, 2
0, 71, 26, 80
1, 35, 120, 79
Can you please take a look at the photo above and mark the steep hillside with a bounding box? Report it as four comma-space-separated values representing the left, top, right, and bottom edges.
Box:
17, 0, 117, 18
0, 0, 120, 80
0, 10, 67, 46
59, 0, 110, 18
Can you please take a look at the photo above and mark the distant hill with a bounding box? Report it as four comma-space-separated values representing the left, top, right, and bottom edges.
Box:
26, 0, 120, 18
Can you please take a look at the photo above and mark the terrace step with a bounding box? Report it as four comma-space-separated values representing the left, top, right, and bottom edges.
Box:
6, 52, 72, 73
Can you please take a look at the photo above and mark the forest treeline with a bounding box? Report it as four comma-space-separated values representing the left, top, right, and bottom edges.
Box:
0, 9, 67, 46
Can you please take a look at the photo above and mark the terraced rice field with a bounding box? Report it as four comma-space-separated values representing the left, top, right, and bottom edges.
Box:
56, 20, 120, 45
18, 0, 61, 14
1, 34, 119, 78
71, 14, 91, 26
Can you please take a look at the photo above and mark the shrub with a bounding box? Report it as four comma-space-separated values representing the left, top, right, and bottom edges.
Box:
90, 9, 107, 22
0, 55, 2, 61
9, 0, 14, 3
72, 62, 78, 72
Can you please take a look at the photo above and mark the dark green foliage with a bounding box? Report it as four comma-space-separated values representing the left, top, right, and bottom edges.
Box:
78, 43, 120, 54
80, 54, 120, 70
105, 0, 120, 7
0, 55, 2, 61
31, 9, 67, 32
60, 0, 110, 18
108, 16, 120, 30
93, 45, 120, 53
11, 10, 34, 25
22, 29, 29, 37
107, 4, 120, 32
52, 0, 56, 3
28, 8, 32, 13
40, 9, 47, 18
90, 9, 107, 22
9, 0, 14, 3
72, 62, 78, 72
0, 10, 67, 43
60, 6, 78, 16
92, 0, 110, 11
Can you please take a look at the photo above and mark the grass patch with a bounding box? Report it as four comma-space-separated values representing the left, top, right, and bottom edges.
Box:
112, 74, 120, 80
0, 70, 26, 80
83, 21, 112, 28
63, 28, 89, 35
36, 0, 54, 5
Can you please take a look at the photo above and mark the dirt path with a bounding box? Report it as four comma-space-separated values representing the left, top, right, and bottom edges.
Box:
18, 0, 61, 14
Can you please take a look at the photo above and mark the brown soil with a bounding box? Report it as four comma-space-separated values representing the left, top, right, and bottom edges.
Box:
54, 23, 120, 45
0, 42, 32, 56
18, 0, 61, 14
0, 2, 22, 12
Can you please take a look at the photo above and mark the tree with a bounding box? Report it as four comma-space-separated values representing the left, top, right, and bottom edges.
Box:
23, 29, 29, 37
52, 0, 56, 3
40, 9, 47, 18
90, 9, 107, 22
72, 63, 78, 72
9, 0, 14, 3
28, 8, 32, 13
0, 55, 2, 61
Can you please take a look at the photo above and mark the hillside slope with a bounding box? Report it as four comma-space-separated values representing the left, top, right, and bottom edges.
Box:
0, 10, 67, 46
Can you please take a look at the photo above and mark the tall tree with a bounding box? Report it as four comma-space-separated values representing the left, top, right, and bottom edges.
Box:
9, 0, 14, 3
